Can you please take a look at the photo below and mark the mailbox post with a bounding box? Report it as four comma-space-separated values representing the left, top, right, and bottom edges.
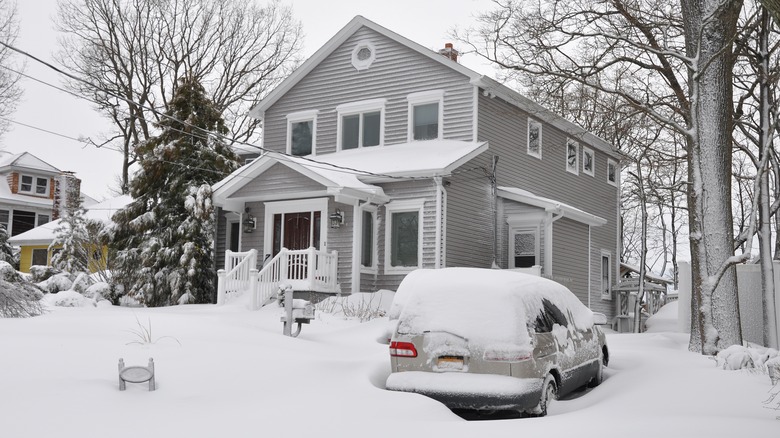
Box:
279, 284, 315, 337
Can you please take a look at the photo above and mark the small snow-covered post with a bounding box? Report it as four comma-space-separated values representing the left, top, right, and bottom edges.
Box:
282, 284, 294, 337
249, 269, 259, 310
307, 246, 316, 290
216, 269, 227, 305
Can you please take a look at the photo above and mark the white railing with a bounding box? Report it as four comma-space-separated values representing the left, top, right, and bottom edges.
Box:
216, 249, 258, 305
249, 247, 339, 310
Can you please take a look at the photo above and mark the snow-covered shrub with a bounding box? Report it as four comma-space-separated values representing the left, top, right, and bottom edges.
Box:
316, 291, 392, 322
43, 290, 96, 308
36, 273, 74, 294
716, 344, 780, 371
83, 282, 111, 301
29, 265, 58, 283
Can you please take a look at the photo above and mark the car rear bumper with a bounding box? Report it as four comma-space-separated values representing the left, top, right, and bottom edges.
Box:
385, 371, 543, 411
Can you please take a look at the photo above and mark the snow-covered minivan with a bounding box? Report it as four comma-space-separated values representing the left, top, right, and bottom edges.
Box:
385, 268, 608, 416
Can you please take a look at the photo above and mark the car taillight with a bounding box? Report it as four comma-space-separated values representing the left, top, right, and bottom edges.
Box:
390, 341, 418, 358
483, 350, 532, 362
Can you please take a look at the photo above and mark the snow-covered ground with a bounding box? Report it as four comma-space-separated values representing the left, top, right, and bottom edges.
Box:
1, 294, 777, 437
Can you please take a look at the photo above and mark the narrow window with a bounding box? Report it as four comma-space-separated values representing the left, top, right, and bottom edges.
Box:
527, 120, 542, 158
342, 114, 360, 150
35, 177, 48, 195
413, 103, 439, 140
0, 209, 8, 231
37, 214, 50, 227
513, 231, 537, 268
291, 121, 313, 156
607, 159, 618, 186
601, 253, 612, 300
20, 175, 33, 192
390, 211, 419, 267
566, 139, 579, 175
361, 210, 374, 268
582, 147, 594, 176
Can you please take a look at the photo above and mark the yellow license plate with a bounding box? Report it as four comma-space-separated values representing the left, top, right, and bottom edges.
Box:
436, 356, 464, 370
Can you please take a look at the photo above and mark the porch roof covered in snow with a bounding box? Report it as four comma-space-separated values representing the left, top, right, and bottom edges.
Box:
497, 186, 607, 227
212, 140, 487, 211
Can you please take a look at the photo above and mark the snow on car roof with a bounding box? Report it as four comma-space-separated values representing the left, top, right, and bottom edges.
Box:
393, 268, 594, 348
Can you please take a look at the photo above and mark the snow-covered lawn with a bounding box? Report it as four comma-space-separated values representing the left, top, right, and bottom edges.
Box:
0, 295, 777, 437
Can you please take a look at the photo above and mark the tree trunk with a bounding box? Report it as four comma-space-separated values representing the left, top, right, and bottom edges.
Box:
682, 0, 743, 354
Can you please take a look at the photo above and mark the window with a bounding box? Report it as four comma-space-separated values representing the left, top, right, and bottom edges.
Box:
607, 159, 618, 186
533, 299, 569, 333
11, 210, 35, 236
19, 175, 49, 196
601, 252, 612, 300
37, 214, 50, 227
351, 41, 377, 71
511, 230, 538, 268
0, 209, 8, 231
566, 139, 579, 174
582, 147, 594, 176
31, 248, 48, 267
527, 119, 542, 158
360, 209, 376, 269
385, 199, 424, 272
337, 99, 385, 150
407, 90, 444, 141
286, 110, 318, 156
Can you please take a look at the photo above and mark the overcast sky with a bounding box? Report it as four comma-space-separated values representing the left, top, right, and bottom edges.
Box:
0, 0, 496, 199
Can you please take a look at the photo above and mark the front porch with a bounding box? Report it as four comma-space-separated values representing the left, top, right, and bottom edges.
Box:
217, 247, 340, 309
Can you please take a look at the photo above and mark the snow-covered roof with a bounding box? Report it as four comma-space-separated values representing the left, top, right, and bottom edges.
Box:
248, 15, 619, 159
0, 152, 61, 175
619, 262, 672, 285
8, 195, 132, 246
213, 140, 487, 210
497, 186, 607, 226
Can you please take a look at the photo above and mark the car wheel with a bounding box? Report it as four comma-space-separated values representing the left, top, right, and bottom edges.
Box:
530, 374, 557, 417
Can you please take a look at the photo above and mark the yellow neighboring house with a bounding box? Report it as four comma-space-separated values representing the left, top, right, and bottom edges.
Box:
9, 195, 132, 273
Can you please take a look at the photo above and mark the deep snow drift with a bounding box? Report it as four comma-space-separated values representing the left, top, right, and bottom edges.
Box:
0, 294, 777, 437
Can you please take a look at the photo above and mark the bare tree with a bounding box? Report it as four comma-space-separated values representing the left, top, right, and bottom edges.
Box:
56, 0, 302, 193
0, 0, 22, 139
460, 0, 744, 353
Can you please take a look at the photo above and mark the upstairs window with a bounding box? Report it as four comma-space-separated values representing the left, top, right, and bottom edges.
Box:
37, 214, 50, 226
607, 159, 618, 186
337, 99, 385, 150
286, 110, 318, 156
407, 90, 444, 141
566, 139, 579, 175
527, 119, 542, 158
582, 147, 595, 176
20, 175, 50, 196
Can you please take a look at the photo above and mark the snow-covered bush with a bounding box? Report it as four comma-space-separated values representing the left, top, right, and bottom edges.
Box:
316, 291, 393, 322
716, 344, 779, 371
0, 261, 44, 318
43, 290, 96, 308
36, 273, 74, 294
83, 282, 112, 301
29, 265, 58, 283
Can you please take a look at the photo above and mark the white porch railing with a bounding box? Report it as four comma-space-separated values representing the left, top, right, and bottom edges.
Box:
217, 247, 339, 309
216, 249, 258, 305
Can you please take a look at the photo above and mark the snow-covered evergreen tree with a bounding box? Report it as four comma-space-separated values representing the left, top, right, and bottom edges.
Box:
0, 225, 14, 264
111, 76, 239, 306
50, 190, 90, 274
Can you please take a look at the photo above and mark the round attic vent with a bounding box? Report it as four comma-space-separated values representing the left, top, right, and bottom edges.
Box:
351, 41, 376, 71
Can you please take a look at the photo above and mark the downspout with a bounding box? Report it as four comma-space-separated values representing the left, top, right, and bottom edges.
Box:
545, 210, 564, 276
588, 225, 592, 309
434, 177, 445, 269
352, 201, 365, 294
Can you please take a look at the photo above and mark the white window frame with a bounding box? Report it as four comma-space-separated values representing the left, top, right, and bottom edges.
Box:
286, 110, 319, 156
360, 206, 378, 273
607, 158, 618, 186
351, 40, 377, 71
508, 227, 540, 269
407, 90, 445, 142
384, 198, 425, 273
582, 146, 595, 177
263, 198, 329, 256
336, 98, 386, 151
20, 174, 50, 196
566, 139, 579, 175
527, 119, 542, 159
601, 250, 613, 300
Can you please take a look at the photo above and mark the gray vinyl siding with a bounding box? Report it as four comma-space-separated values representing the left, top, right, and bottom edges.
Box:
443, 154, 493, 268
241, 201, 266, 269
262, 26, 474, 154
374, 179, 438, 291
551, 218, 589, 305
327, 201, 354, 293
215, 207, 227, 270
229, 163, 324, 198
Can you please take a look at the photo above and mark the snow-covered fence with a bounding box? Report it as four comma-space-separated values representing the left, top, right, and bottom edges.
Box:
249, 247, 339, 310
217, 249, 258, 305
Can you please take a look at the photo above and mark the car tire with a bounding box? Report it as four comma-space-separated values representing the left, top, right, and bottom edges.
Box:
530, 374, 557, 417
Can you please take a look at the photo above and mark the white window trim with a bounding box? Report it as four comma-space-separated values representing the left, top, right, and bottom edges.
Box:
407, 89, 445, 142
601, 250, 613, 300
336, 98, 387, 151
20, 174, 50, 196
385, 198, 425, 274
351, 40, 376, 71
359, 205, 378, 273
286, 109, 319, 156
508, 227, 541, 269
527, 119, 542, 159
582, 146, 595, 177
566, 139, 579, 175
263, 198, 329, 257
607, 158, 618, 186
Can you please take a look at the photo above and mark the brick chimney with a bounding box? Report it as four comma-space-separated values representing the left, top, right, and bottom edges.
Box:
52, 171, 82, 220
438, 42, 459, 63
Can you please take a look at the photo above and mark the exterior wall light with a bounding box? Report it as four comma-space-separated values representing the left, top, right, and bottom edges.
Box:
329, 209, 344, 228
243, 208, 256, 233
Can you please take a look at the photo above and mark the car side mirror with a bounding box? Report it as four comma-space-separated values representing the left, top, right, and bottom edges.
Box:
592, 312, 608, 325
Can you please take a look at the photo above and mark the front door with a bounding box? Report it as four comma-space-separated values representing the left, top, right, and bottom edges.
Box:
272, 211, 321, 255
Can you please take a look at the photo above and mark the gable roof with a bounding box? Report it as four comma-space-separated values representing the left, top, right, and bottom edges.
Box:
0, 152, 62, 176
248, 15, 618, 159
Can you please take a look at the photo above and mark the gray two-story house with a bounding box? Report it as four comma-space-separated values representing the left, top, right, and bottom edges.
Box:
211, 16, 621, 319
